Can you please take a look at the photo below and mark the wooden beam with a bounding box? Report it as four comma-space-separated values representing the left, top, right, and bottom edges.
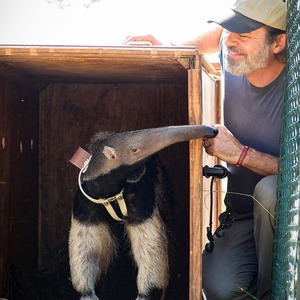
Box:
188, 60, 203, 300
0, 46, 198, 84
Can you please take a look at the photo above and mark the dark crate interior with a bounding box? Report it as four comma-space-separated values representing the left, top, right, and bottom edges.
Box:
0, 45, 203, 299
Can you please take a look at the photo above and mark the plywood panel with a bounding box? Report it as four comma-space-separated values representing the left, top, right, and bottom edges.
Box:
39, 82, 190, 299
0, 80, 39, 294
202, 70, 223, 250
0, 80, 9, 295
188, 65, 221, 300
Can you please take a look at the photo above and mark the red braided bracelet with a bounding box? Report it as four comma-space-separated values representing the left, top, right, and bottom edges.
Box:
237, 146, 249, 167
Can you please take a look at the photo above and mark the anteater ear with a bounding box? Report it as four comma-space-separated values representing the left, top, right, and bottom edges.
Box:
102, 146, 117, 160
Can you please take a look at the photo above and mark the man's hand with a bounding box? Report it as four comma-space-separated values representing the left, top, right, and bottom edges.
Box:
123, 34, 162, 46
203, 124, 243, 165
203, 124, 279, 176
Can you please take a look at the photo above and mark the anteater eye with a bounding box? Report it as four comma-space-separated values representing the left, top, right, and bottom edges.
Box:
132, 148, 140, 153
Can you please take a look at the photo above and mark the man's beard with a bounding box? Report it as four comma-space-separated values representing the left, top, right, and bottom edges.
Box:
225, 43, 272, 76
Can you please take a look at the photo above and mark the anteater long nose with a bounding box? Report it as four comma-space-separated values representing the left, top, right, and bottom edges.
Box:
164, 125, 218, 141
135, 125, 218, 153
145, 125, 217, 143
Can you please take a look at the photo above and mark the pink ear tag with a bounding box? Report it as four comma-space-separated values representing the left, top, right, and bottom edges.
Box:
69, 147, 91, 169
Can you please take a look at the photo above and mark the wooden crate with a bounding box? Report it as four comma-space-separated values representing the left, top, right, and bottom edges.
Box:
0, 45, 221, 299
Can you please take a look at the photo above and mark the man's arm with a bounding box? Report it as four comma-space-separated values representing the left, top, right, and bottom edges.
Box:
181, 25, 223, 54
241, 147, 279, 176
123, 25, 223, 54
203, 124, 279, 176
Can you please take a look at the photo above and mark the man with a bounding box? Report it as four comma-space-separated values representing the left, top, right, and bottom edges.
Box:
125, 0, 287, 299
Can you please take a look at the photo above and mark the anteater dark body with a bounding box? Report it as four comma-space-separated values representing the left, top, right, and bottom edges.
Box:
70, 154, 173, 300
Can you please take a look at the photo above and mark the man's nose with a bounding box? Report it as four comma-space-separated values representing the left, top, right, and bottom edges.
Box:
224, 31, 238, 47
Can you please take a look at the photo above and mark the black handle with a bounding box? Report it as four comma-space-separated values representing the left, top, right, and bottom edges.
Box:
203, 165, 228, 179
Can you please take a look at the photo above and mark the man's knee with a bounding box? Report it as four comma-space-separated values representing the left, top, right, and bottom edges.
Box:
253, 175, 277, 211
203, 279, 256, 300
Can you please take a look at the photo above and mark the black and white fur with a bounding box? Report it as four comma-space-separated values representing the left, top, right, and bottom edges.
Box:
68, 126, 217, 300
69, 156, 172, 300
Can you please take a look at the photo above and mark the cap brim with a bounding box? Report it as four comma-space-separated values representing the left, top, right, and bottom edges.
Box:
208, 10, 265, 34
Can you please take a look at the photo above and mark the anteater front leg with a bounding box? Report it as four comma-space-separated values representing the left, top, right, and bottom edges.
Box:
69, 217, 117, 300
126, 207, 169, 300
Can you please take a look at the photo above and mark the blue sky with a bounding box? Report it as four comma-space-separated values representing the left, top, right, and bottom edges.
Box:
0, 0, 233, 46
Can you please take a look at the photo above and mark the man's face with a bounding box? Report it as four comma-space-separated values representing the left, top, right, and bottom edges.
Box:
223, 27, 273, 76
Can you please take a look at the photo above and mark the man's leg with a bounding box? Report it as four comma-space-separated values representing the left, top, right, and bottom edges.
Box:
202, 218, 258, 300
253, 175, 277, 300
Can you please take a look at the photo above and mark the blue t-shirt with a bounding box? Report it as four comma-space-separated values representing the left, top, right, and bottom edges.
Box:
220, 41, 285, 214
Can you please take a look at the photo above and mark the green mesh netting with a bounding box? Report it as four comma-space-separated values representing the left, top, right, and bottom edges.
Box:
272, 1, 300, 299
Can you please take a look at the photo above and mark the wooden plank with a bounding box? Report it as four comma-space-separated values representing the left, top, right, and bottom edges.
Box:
0, 46, 198, 84
188, 65, 203, 300
0, 45, 198, 58
7, 85, 39, 269
0, 80, 39, 295
188, 58, 222, 300
0, 80, 9, 295
201, 70, 223, 250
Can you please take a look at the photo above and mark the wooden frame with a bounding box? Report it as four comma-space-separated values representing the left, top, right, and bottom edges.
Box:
0, 45, 220, 299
